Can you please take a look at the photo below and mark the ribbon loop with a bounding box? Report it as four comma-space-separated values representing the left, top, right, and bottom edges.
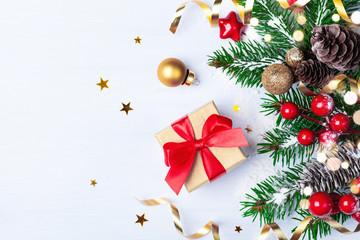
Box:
169, 0, 311, 34
163, 114, 248, 194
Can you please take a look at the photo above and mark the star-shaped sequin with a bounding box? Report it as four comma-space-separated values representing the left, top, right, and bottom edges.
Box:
135, 214, 148, 227
120, 102, 133, 115
235, 225, 243, 233
90, 179, 97, 187
96, 78, 109, 91
134, 36, 142, 44
245, 125, 252, 133
233, 105, 239, 112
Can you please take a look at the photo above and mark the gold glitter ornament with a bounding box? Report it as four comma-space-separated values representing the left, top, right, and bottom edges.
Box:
261, 64, 294, 95
157, 58, 195, 87
285, 48, 305, 69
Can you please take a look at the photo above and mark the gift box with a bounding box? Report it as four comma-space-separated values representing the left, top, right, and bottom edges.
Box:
155, 101, 248, 194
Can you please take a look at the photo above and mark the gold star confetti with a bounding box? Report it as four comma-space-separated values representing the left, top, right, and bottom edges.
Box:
235, 225, 243, 233
134, 36, 142, 44
96, 78, 109, 91
135, 214, 148, 227
245, 125, 252, 133
120, 102, 134, 115
233, 105, 239, 112
90, 179, 97, 187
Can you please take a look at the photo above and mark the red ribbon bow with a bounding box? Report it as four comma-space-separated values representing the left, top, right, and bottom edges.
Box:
163, 114, 248, 194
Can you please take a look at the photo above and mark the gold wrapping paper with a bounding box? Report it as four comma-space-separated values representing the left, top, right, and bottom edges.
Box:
155, 101, 247, 193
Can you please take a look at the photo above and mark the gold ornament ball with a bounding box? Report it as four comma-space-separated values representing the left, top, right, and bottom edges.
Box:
261, 64, 294, 95
285, 48, 305, 69
157, 58, 195, 87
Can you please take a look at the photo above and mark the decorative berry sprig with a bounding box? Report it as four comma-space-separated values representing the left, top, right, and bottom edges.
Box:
280, 94, 360, 148
308, 178, 360, 222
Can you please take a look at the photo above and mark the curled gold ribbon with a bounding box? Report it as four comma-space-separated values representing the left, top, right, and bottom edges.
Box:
258, 216, 313, 240
138, 198, 360, 240
323, 216, 360, 234
169, 0, 222, 34
169, 0, 309, 33
138, 197, 220, 240
298, 74, 360, 97
258, 215, 360, 240
333, 0, 360, 25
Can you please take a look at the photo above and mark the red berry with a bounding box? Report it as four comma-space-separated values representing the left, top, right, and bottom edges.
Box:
339, 194, 359, 215
298, 129, 316, 146
308, 192, 334, 217
351, 177, 360, 195
318, 130, 339, 148
352, 211, 360, 222
330, 113, 350, 133
280, 102, 299, 120
330, 193, 341, 215
311, 94, 334, 117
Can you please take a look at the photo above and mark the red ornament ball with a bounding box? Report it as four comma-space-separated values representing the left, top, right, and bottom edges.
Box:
318, 130, 339, 148
308, 192, 334, 217
351, 177, 360, 195
311, 94, 335, 117
330, 192, 341, 215
298, 129, 316, 146
280, 102, 300, 120
330, 113, 350, 133
219, 11, 247, 41
352, 211, 360, 222
339, 194, 359, 215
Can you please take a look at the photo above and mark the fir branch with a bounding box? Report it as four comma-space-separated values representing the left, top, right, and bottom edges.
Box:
251, 0, 297, 50
208, 40, 284, 87
261, 87, 313, 128
240, 165, 304, 225
258, 125, 319, 166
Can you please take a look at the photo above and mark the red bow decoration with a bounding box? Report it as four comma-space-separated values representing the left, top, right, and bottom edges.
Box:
163, 114, 248, 194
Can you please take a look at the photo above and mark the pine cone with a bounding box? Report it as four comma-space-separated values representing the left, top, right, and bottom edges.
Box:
295, 59, 334, 87
311, 24, 360, 71
296, 142, 360, 194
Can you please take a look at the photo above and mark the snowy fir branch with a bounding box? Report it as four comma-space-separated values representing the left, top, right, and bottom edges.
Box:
240, 165, 304, 225
251, 0, 297, 50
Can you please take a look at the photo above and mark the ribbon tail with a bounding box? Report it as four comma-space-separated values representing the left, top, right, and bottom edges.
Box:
200, 148, 226, 182
164, 148, 197, 195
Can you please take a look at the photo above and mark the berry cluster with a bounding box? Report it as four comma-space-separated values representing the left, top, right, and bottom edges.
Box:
280, 94, 357, 147
308, 177, 360, 222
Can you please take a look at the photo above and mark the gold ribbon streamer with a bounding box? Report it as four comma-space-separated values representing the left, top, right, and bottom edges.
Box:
323, 216, 360, 234
138, 198, 360, 240
258, 215, 360, 240
169, 0, 309, 33
138, 197, 220, 240
258, 216, 313, 240
169, 0, 222, 34
299, 74, 360, 97
333, 0, 360, 25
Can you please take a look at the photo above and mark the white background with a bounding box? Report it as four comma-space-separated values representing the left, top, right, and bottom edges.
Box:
0, 0, 358, 239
